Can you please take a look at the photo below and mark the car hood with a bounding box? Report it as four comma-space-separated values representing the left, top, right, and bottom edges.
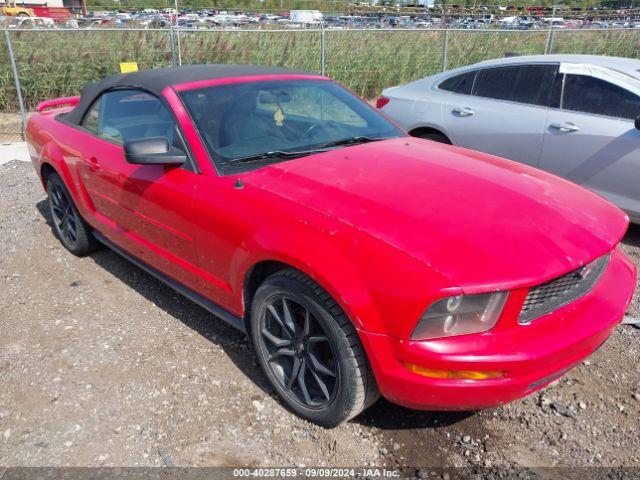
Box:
240, 138, 628, 292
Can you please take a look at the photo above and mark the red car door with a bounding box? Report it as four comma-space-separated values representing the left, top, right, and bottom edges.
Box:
77, 89, 202, 290
76, 95, 124, 226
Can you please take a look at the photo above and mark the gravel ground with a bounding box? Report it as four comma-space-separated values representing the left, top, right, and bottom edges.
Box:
1, 159, 639, 469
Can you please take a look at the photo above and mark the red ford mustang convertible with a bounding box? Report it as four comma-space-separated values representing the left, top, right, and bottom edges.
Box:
27, 65, 636, 426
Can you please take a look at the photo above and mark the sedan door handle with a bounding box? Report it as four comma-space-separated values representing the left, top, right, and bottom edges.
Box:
452, 107, 475, 117
550, 122, 580, 133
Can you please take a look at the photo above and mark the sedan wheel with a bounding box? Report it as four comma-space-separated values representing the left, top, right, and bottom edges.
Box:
251, 269, 379, 427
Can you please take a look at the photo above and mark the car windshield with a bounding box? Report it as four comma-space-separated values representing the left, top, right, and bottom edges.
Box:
179, 79, 405, 172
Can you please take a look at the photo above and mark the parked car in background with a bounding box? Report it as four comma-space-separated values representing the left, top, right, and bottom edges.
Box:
7, 14, 55, 27
27, 65, 635, 427
290, 9, 323, 24
378, 54, 640, 223
11, 8, 640, 30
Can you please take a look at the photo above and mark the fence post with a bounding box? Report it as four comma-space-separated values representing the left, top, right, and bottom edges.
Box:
545, 4, 557, 54
320, 22, 326, 76
173, 0, 182, 66
442, 29, 449, 72
545, 28, 555, 55
4, 29, 27, 140
169, 26, 177, 66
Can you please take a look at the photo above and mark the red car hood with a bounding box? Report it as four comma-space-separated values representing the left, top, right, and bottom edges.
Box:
240, 137, 628, 292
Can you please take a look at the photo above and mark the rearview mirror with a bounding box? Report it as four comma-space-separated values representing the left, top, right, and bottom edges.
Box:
635, 115, 640, 131
124, 137, 186, 166
258, 91, 291, 104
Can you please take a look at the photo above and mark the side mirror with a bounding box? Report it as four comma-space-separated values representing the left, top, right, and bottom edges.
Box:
124, 137, 186, 166
635, 115, 640, 131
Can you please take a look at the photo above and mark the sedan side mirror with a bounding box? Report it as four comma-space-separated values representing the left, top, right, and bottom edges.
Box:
124, 137, 186, 166
635, 115, 640, 131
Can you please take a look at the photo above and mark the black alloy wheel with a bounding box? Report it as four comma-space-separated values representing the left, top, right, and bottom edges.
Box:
260, 294, 338, 408
50, 182, 80, 247
251, 269, 379, 427
46, 173, 99, 256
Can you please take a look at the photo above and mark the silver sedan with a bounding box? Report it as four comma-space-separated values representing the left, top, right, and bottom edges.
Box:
378, 54, 640, 223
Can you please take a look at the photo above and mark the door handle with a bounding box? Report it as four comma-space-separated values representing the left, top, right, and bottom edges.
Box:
452, 107, 475, 117
550, 122, 580, 133
83, 156, 99, 172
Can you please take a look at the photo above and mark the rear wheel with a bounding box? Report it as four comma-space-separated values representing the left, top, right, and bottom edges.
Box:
250, 269, 379, 427
414, 132, 451, 144
46, 173, 98, 256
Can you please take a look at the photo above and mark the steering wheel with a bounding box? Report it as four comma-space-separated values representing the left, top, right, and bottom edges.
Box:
303, 122, 330, 139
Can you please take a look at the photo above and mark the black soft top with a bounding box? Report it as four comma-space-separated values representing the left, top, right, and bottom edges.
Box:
65, 64, 313, 125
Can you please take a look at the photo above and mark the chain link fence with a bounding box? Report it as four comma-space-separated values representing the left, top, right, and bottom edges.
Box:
1, 30, 24, 143
180, 29, 322, 72
2, 27, 640, 141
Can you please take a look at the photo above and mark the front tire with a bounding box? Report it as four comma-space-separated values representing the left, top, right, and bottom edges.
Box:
46, 173, 98, 256
251, 269, 379, 427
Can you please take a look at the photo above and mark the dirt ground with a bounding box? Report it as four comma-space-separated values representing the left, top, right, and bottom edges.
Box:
1, 160, 639, 469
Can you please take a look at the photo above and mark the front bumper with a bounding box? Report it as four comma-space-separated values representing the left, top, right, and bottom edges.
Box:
360, 247, 636, 410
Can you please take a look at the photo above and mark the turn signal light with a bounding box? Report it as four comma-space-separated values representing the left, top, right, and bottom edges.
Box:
376, 96, 390, 108
404, 363, 505, 380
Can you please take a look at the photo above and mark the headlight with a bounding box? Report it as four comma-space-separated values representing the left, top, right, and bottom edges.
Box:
411, 292, 508, 340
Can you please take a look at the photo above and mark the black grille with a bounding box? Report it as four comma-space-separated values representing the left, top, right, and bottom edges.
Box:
519, 254, 610, 324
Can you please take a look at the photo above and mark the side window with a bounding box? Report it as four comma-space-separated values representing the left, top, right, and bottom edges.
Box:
473, 67, 516, 101
549, 73, 563, 109
84, 89, 177, 145
562, 74, 640, 119
81, 97, 101, 134
439, 71, 476, 95
473, 65, 557, 107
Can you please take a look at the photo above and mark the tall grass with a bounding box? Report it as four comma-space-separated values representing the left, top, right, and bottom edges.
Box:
551, 29, 640, 57
2, 28, 640, 111
1, 30, 173, 111
181, 30, 322, 71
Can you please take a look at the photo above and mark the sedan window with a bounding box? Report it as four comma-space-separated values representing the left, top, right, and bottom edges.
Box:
438, 71, 476, 95
472, 65, 558, 107
562, 74, 640, 120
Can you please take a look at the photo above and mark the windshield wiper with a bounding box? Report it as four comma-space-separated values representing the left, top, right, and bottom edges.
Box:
222, 149, 323, 166
222, 136, 390, 166
317, 136, 387, 149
